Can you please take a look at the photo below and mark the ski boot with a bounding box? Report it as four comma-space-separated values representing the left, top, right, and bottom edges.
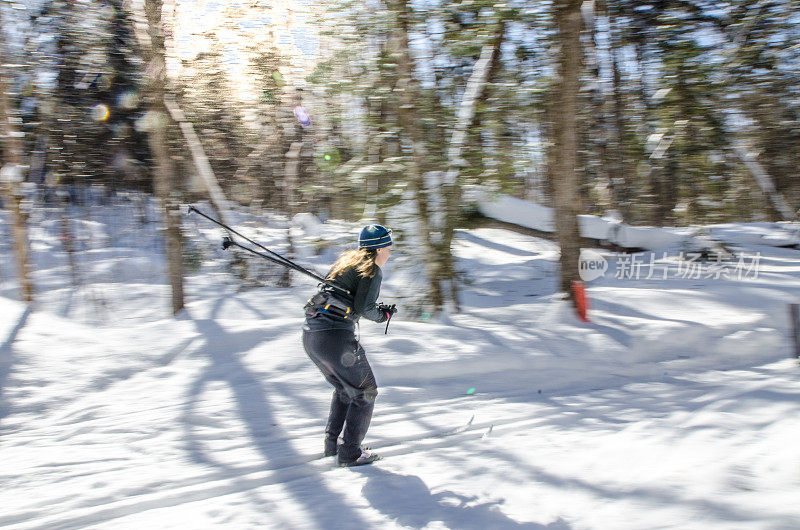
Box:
337, 450, 381, 467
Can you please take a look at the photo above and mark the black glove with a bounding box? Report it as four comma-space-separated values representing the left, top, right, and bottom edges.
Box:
377, 303, 397, 319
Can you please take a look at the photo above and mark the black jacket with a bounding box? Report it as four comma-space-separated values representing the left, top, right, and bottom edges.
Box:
304, 266, 385, 331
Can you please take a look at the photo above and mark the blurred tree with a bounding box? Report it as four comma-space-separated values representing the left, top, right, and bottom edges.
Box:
0, 7, 34, 303
239, 47, 288, 207
9, 0, 794, 305
142, 0, 184, 315
721, 0, 800, 220
604, 0, 799, 224
386, 0, 443, 309
308, 0, 526, 313
29, 0, 150, 195
440, 19, 506, 311
550, 0, 583, 298
177, 41, 248, 196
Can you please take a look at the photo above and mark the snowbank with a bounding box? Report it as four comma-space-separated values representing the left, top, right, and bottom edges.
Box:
477, 193, 800, 251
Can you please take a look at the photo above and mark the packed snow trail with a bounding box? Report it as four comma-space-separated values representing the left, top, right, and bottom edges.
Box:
2, 343, 798, 529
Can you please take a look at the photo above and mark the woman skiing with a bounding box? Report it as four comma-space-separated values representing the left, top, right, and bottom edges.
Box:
302, 224, 396, 467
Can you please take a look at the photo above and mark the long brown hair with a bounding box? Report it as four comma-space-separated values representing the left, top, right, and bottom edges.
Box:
327, 248, 378, 279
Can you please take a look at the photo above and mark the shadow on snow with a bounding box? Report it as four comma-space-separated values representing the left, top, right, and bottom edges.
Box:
181, 298, 373, 528
0, 306, 32, 423
358, 467, 571, 529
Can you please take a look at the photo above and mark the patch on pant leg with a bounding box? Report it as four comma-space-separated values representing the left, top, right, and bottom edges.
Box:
341, 351, 356, 367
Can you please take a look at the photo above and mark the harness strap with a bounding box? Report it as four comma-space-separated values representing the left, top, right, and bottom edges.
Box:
305, 290, 353, 320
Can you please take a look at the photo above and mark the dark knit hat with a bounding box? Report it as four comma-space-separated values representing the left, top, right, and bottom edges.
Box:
359, 224, 393, 249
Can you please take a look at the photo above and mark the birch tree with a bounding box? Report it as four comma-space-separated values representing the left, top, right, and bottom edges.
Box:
440, 20, 505, 311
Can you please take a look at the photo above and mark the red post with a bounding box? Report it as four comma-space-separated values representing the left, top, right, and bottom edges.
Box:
572, 280, 590, 322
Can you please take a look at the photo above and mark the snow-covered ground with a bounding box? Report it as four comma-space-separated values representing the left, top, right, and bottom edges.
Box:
1, 200, 800, 529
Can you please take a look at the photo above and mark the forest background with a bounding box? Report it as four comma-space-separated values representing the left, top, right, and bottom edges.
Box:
1, 0, 798, 315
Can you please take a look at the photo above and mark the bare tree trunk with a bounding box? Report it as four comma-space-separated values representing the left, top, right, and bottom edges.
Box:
588, 0, 629, 218
551, 0, 583, 299
59, 199, 79, 286
163, 95, 231, 220
441, 21, 505, 311
653, 156, 679, 224
610, 33, 633, 221
143, 0, 184, 315
266, 102, 288, 210
0, 36, 34, 303
584, 8, 613, 212
361, 73, 385, 222
632, 41, 660, 225
389, 0, 443, 311
232, 140, 270, 202
281, 141, 302, 287
164, 94, 250, 283
733, 145, 796, 221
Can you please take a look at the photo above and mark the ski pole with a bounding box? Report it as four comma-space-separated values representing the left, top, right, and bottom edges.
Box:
221, 235, 331, 287
189, 206, 296, 269
221, 236, 322, 278
381, 304, 395, 334
189, 206, 350, 296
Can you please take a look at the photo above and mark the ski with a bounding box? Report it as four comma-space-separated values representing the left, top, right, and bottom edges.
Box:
317, 414, 478, 467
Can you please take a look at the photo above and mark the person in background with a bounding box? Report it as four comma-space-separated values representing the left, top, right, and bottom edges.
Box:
302, 224, 397, 467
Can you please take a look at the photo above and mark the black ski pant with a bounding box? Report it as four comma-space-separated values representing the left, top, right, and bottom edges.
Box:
302, 328, 378, 461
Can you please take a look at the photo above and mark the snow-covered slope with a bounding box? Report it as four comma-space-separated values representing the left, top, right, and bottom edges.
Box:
1, 203, 800, 529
